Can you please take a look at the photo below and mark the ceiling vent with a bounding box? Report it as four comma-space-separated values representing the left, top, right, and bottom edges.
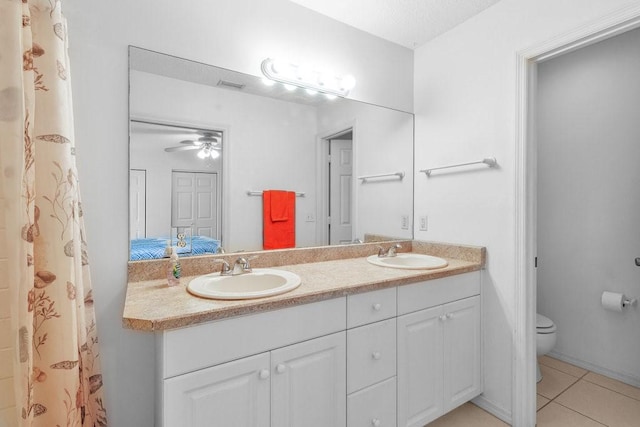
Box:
217, 80, 245, 90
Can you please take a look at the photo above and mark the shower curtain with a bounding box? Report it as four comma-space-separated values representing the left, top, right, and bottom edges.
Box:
0, 1, 107, 425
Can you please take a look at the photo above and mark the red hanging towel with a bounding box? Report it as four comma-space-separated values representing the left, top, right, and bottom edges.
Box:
263, 190, 296, 249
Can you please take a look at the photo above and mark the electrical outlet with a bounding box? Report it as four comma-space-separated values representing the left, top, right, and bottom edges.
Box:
401, 215, 409, 230
305, 213, 315, 222
419, 216, 428, 231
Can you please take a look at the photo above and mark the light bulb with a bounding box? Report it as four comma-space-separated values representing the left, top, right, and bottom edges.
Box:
283, 83, 297, 91
197, 149, 207, 159
305, 88, 318, 95
324, 93, 337, 100
271, 59, 285, 74
209, 149, 221, 159
340, 75, 356, 91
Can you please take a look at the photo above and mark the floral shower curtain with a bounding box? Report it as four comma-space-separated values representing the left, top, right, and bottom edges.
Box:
0, 1, 107, 425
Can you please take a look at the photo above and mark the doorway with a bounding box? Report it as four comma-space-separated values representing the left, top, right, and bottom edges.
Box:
316, 125, 356, 246
514, 8, 640, 426
328, 131, 353, 245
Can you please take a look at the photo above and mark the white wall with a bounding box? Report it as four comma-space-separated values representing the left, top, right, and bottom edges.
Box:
537, 27, 640, 385
413, 0, 638, 421
64, 0, 412, 425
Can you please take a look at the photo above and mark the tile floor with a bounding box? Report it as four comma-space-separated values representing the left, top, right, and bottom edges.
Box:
427, 356, 640, 427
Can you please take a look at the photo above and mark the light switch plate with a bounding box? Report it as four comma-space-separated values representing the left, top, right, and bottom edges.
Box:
419, 216, 428, 231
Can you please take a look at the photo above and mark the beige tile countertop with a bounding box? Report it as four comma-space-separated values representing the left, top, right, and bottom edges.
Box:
123, 240, 485, 332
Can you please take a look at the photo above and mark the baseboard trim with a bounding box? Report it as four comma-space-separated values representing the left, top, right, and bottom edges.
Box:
548, 350, 640, 389
472, 395, 512, 425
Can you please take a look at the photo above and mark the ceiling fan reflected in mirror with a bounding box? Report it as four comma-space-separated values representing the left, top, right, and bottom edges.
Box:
164, 131, 222, 159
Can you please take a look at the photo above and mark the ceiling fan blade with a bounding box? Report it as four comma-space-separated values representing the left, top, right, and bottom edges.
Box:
164, 145, 201, 152
179, 139, 203, 145
202, 131, 222, 138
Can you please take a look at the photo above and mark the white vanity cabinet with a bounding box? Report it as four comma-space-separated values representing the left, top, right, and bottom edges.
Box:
156, 270, 481, 427
157, 298, 346, 427
397, 273, 481, 427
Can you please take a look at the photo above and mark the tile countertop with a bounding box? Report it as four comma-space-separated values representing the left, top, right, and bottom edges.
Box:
123, 241, 485, 332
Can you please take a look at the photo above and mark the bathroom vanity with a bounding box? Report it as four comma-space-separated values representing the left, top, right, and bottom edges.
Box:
123, 241, 484, 427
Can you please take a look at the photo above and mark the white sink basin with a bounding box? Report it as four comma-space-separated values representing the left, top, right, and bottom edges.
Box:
366, 253, 448, 270
187, 268, 302, 300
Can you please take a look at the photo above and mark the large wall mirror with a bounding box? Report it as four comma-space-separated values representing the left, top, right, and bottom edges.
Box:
128, 46, 414, 260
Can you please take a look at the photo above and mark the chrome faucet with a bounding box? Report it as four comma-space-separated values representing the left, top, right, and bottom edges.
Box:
377, 243, 402, 258
212, 259, 231, 276
232, 255, 258, 275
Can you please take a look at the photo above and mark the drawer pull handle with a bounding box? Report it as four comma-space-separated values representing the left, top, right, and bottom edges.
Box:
372, 352, 381, 360
275, 364, 286, 374
371, 418, 381, 426
259, 369, 270, 380
372, 303, 382, 311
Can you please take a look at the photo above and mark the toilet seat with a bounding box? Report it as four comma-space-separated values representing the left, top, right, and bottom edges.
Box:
536, 314, 556, 334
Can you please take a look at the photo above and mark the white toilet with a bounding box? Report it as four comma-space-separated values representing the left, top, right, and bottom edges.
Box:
536, 313, 557, 382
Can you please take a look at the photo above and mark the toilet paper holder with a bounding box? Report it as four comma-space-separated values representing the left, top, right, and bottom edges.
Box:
623, 297, 637, 308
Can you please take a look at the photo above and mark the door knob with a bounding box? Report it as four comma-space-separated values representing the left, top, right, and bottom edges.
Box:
372, 303, 382, 311
275, 364, 286, 374
371, 352, 381, 360
635, 257, 640, 266
259, 369, 270, 380
371, 418, 381, 426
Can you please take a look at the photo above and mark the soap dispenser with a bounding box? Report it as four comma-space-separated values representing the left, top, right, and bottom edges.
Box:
167, 247, 181, 287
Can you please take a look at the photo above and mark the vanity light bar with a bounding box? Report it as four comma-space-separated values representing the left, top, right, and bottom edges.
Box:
260, 58, 356, 97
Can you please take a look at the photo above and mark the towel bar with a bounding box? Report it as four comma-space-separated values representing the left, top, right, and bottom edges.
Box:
357, 171, 405, 182
420, 157, 497, 177
247, 191, 305, 197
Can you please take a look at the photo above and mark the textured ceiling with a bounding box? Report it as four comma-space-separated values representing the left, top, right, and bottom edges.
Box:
290, 0, 502, 49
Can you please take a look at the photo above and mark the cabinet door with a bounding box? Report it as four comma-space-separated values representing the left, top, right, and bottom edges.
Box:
397, 305, 444, 427
443, 295, 481, 411
271, 332, 346, 427
163, 352, 270, 427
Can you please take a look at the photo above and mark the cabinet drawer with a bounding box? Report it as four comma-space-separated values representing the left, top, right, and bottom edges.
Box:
348, 377, 396, 427
347, 318, 396, 393
347, 286, 396, 328
397, 271, 480, 315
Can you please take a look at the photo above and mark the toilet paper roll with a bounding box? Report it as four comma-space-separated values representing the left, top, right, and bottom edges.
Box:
601, 291, 625, 312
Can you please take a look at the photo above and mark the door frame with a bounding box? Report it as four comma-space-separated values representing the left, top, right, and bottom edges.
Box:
512, 5, 640, 425
315, 121, 357, 246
